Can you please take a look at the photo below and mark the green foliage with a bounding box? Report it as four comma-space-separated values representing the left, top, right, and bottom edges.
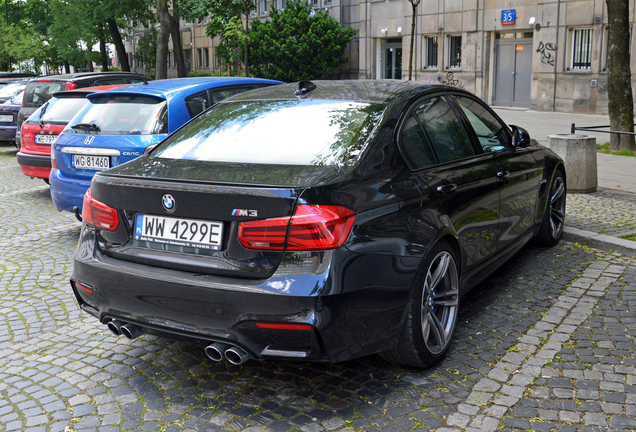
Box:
133, 27, 158, 68
188, 70, 215, 77
248, 2, 358, 81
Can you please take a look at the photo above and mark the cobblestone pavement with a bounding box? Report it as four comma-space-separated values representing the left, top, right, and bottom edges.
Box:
1, 142, 635, 432
566, 189, 636, 238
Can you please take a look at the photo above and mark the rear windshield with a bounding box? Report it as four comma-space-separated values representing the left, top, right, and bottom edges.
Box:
0, 82, 27, 99
23, 81, 66, 108
154, 100, 384, 166
28, 96, 89, 124
67, 95, 168, 135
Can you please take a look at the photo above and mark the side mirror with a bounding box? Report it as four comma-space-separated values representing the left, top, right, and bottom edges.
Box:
510, 125, 531, 147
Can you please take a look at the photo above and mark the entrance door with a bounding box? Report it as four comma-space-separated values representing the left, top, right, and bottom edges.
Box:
493, 34, 533, 108
381, 39, 402, 79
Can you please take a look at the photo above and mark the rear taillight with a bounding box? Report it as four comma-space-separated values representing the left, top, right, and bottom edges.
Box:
82, 188, 119, 231
144, 144, 158, 154
238, 205, 356, 251
65, 82, 78, 90
51, 151, 58, 169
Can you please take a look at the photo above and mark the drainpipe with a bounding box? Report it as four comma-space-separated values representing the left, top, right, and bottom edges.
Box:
552, 0, 561, 111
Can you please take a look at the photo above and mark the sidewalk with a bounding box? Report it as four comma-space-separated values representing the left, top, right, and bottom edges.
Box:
494, 107, 636, 255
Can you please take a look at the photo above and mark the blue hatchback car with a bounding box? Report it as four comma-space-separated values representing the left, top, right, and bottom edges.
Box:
50, 77, 283, 213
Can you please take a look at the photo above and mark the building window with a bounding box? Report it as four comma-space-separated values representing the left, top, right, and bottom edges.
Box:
572, 28, 592, 70
203, 48, 209, 67
167, 51, 172, 68
197, 48, 203, 67
277, 0, 285, 9
423, 36, 438, 69
448, 35, 461, 69
260, 0, 267, 14
312, 0, 319, 7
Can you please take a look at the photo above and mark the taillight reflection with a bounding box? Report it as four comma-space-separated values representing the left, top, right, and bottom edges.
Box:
82, 188, 119, 231
238, 205, 356, 251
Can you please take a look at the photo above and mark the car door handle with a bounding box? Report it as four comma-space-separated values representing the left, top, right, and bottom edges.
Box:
436, 183, 457, 194
497, 171, 510, 179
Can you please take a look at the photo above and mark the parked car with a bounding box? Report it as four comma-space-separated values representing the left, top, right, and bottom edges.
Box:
51, 77, 283, 214
70, 80, 567, 367
17, 85, 127, 183
0, 72, 37, 79
0, 79, 30, 103
15, 72, 150, 149
0, 91, 23, 144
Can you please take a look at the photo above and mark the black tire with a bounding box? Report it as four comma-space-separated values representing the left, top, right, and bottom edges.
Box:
379, 240, 460, 368
536, 169, 566, 246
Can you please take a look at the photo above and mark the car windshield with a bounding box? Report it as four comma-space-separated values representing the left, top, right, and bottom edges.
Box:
0, 82, 27, 99
23, 81, 66, 108
154, 100, 384, 166
67, 95, 168, 135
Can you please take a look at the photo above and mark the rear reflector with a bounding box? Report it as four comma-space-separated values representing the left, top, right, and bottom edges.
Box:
82, 188, 119, 231
256, 323, 312, 330
238, 205, 356, 251
75, 282, 93, 294
51, 151, 58, 169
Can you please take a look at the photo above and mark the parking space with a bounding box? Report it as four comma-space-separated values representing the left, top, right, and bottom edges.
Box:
0, 142, 634, 432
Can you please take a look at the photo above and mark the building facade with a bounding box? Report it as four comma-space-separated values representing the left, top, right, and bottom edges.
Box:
120, 0, 634, 114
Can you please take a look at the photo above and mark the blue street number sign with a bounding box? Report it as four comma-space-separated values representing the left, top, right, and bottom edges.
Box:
501, 9, 516, 25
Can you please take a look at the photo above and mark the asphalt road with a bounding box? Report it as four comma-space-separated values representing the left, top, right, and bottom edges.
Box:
0, 142, 635, 432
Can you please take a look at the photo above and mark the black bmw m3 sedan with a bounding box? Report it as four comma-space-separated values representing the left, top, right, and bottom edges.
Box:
70, 80, 566, 367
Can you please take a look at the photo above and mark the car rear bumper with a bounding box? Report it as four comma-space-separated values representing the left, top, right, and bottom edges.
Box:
71, 226, 418, 363
49, 168, 91, 212
0, 126, 16, 142
17, 152, 51, 179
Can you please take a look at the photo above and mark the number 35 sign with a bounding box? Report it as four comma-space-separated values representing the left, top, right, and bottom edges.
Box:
501, 9, 516, 25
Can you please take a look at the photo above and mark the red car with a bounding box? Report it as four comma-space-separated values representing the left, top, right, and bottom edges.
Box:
17, 85, 126, 183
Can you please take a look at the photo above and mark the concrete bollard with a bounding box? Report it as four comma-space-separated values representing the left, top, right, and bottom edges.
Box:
547, 134, 597, 193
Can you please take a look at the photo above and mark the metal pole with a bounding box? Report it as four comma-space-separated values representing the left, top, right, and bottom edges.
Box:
5, 0, 10, 71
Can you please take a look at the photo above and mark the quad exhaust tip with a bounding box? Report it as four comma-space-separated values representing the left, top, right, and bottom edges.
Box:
106, 320, 144, 339
204, 343, 251, 364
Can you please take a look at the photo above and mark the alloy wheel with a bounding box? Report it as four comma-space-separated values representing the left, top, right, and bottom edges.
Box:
421, 251, 459, 355
549, 176, 566, 239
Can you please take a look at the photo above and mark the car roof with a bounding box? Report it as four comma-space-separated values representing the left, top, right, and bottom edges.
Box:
226, 80, 465, 105
32, 71, 144, 82
85, 77, 283, 101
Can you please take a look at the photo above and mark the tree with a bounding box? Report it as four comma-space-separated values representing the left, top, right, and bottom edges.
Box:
155, 0, 187, 79
606, 0, 635, 151
248, 2, 358, 82
134, 27, 157, 75
407, 0, 421, 80
203, 0, 256, 76
49, 0, 99, 71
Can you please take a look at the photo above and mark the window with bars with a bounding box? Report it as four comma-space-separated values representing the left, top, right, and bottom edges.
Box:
572, 28, 592, 70
424, 36, 438, 68
448, 35, 461, 69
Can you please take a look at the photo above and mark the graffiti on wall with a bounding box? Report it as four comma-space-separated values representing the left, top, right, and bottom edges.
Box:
536, 42, 556, 66
598, 82, 608, 93
421, 72, 465, 88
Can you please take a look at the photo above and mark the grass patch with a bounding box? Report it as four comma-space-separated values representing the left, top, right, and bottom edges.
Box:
597, 142, 635, 157
620, 234, 636, 241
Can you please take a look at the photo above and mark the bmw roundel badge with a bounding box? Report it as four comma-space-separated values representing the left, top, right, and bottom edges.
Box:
162, 194, 176, 212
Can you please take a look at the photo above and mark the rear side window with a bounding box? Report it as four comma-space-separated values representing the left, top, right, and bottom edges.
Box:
39, 97, 89, 123
210, 86, 260, 103
184, 90, 211, 118
0, 82, 27, 99
68, 95, 168, 135
23, 81, 65, 108
400, 114, 436, 170
414, 97, 473, 164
